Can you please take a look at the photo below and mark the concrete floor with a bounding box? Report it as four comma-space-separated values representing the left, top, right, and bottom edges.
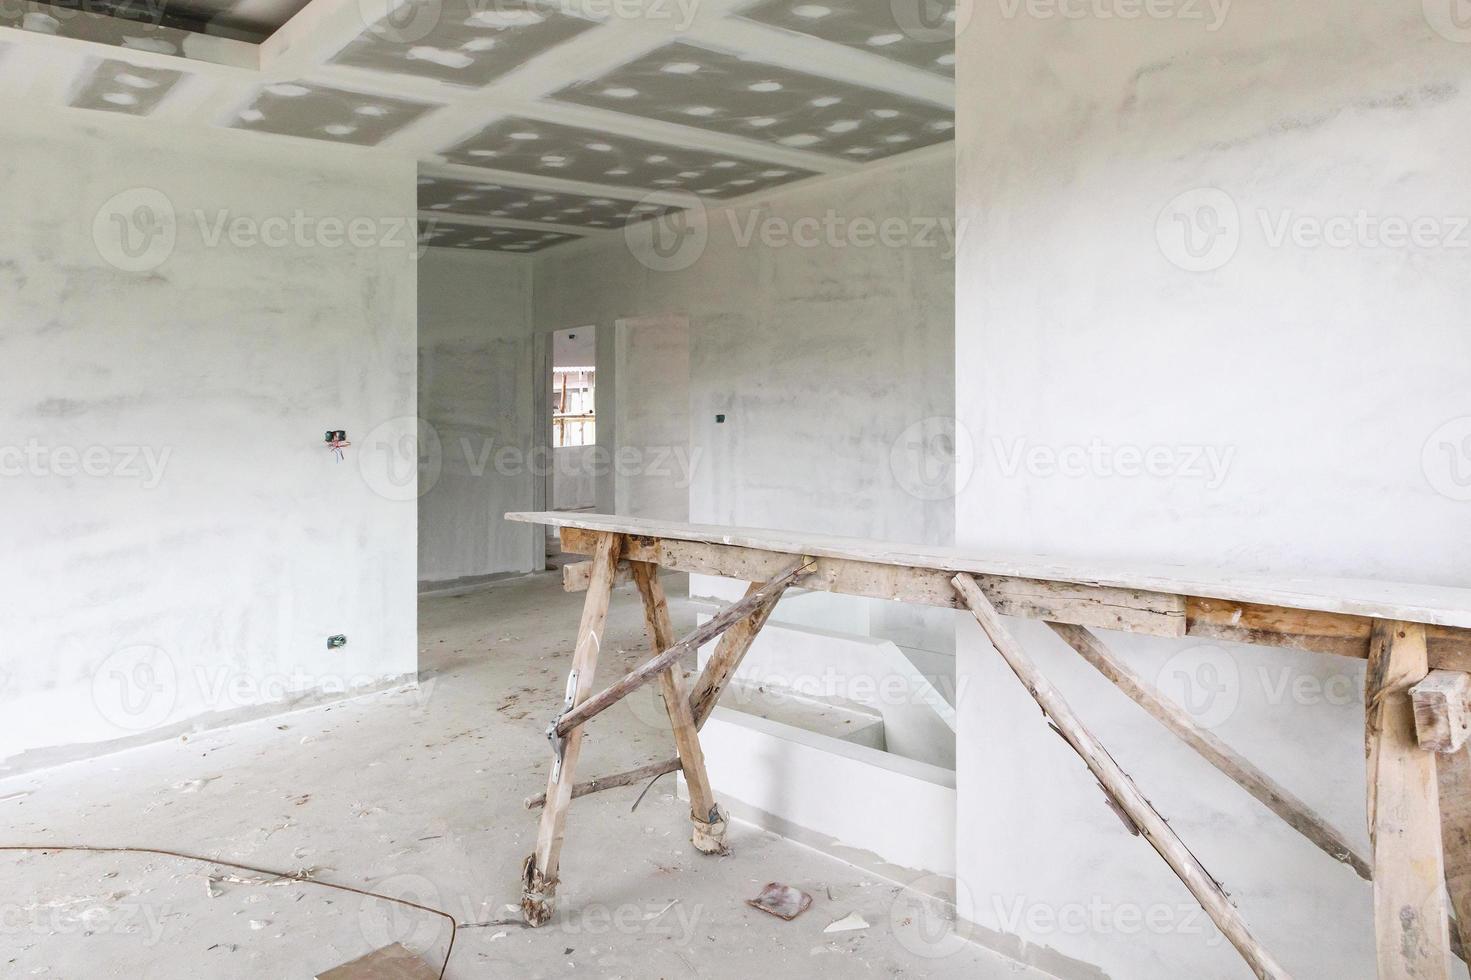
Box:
0, 571, 1048, 979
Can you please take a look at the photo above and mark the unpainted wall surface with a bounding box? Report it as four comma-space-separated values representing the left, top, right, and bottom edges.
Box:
0, 111, 418, 767
533, 148, 958, 552
614, 315, 691, 522
418, 248, 538, 584
956, 3, 1471, 976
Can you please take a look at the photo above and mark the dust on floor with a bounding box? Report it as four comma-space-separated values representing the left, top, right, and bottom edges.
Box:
0, 571, 1049, 979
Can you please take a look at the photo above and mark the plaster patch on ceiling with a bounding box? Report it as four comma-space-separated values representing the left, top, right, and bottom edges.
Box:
419, 219, 582, 252
551, 41, 953, 160
419, 175, 680, 228
740, 0, 955, 77
441, 115, 817, 197
0, 2, 198, 55
229, 82, 435, 146
70, 59, 185, 115
333, 0, 597, 88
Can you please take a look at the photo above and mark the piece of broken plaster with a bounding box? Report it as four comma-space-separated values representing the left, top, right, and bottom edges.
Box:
823, 912, 869, 933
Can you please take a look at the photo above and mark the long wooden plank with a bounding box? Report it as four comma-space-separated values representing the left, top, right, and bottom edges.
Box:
511, 511, 1471, 630
1049, 622, 1370, 880
1190, 598, 1471, 669
558, 530, 1471, 666
630, 562, 719, 826
561, 527, 1187, 638
1366, 620, 1451, 979
954, 574, 1290, 980
523, 531, 621, 926
552, 559, 808, 739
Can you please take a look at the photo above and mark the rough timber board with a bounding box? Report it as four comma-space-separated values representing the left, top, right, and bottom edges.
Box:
316, 943, 438, 980
505, 512, 1471, 630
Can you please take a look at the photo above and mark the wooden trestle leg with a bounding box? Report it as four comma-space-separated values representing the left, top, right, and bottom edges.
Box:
631, 561, 729, 855
521, 531, 621, 927
1366, 620, 1452, 979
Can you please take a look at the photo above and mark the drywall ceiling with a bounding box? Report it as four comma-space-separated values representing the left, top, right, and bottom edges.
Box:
69, 58, 186, 115
441, 115, 818, 199
418, 219, 581, 252
550, 40, 954, 160
740, 0, 956, 77
0, 0, 956, 252
231, 80, 435, 144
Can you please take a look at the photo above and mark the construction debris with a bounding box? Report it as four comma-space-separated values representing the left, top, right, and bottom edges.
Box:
316, 943, 439, 980
746, 882, 813, 921
823, 912, 869, 933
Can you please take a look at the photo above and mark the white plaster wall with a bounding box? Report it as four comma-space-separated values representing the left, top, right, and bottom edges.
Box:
0, 111, 418, 767
533, 148, 957, 552
614, 314, 690, 521
418, 248, 539, 584
551, 445, 598, 510
955, 4, 1471, 976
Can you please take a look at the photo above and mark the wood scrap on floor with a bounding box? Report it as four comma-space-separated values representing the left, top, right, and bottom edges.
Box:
747, 882, 813, 920
316, 944, 439, 980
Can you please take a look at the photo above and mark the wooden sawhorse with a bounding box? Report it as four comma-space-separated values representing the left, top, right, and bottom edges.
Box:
511, 513, 1471, 979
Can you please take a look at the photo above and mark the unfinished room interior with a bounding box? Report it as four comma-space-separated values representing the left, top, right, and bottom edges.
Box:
5, 0, 1471, 976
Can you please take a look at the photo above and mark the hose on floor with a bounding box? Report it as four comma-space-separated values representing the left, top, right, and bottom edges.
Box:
0, 844, 457, 979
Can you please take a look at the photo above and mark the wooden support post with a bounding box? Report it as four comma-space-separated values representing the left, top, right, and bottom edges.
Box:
953, 574, 1290, 980
1049, 622, 1371, 881
521, 531, 621, 928
1366, 620, 1452, 979
689, 580, 788, 726
1435, 747, 1471, 962
631, 561, 728, 855
1411, 671, 1471, 754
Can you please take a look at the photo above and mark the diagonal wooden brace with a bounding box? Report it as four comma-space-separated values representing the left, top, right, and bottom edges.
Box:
551, 558, 808, 740
953, 573, 1290, 980
631, 561, 729, 855
524, 567, 797, 814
